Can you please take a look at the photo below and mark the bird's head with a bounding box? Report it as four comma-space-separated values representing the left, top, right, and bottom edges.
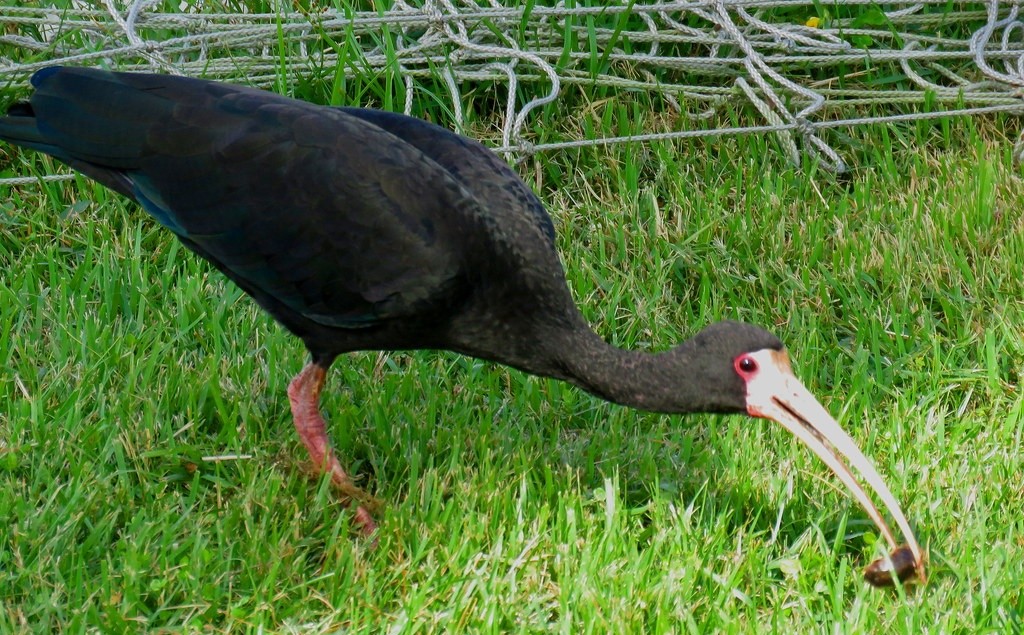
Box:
680, 320, 925, 585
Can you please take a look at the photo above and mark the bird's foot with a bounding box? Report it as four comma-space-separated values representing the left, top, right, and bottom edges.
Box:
289, 361, 382, 539
325, 464, 386, 515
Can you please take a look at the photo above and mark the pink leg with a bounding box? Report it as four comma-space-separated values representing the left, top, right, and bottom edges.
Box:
287, 362, 379, 537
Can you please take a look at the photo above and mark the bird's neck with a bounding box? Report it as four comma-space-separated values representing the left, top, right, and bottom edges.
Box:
548, 327, 719, 415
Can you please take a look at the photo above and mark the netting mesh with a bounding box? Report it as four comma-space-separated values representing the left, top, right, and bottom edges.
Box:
3, 0, 1024, 177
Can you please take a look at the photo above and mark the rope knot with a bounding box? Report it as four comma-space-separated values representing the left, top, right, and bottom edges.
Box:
794, 117, 816, 137
423, 0, 448, 33
515, 139, 537, 157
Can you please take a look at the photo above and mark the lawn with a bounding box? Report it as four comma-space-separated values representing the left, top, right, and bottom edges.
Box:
1, 33, 1023, 635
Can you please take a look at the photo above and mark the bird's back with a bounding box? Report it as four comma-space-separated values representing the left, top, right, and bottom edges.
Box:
0, 67, 577, 366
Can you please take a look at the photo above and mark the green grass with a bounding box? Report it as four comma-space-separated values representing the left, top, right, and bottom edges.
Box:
2, 65, 1024, 635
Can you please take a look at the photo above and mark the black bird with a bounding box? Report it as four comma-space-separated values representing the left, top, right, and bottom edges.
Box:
0, 66, 921, 583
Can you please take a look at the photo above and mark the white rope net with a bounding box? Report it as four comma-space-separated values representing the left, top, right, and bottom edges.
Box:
2, 0, 1024, 180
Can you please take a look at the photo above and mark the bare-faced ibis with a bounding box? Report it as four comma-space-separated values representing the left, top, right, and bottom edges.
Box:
0, 66, 923, 585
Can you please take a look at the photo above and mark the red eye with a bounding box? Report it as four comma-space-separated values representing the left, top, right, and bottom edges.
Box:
735, 356, 758, 375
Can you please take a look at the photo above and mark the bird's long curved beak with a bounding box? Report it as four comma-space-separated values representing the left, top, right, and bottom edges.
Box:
743, 349, 924, 581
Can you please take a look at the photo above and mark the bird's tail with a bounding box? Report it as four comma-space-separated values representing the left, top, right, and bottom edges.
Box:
1, 66, 111, 164
0, 68, 138, 197
0, 101, 60, 157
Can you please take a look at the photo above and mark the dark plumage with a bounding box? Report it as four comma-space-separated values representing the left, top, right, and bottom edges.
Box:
1, 66, 775, 412
0, 67, 923, 583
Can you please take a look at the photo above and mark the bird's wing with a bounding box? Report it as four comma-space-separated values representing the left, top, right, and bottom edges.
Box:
17, 67, 479, 328
337, 108, 557, 245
